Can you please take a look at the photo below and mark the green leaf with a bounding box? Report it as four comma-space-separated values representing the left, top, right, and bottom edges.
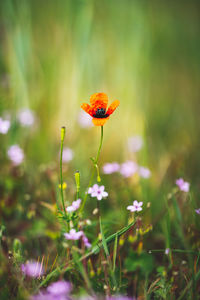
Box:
113, 234, 118, 272
100, 216, 109, 258
125, 251, 154, 275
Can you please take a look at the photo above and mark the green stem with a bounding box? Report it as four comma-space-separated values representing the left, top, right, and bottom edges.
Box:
75, 171, 80, 200
148, 249, 200, 254
80, 126, 104, 213
96, 125, 104, 163
60, 127, 67, 218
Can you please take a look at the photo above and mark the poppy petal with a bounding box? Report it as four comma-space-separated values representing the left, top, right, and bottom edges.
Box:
92, 117, 109, 126
106, 100, 120, 116
81, 103, 93, 116
90, 93, 108, 111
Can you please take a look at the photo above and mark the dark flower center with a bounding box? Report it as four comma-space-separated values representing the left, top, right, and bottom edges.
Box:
93, 108, 109, 118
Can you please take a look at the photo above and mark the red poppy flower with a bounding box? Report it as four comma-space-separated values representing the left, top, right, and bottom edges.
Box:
81, 93, 120, 126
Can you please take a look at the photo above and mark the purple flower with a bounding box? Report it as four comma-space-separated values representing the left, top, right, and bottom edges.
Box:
62, 147, 74, 163
78, 110, 93, 128
127, 200, 143, 212
127, 135, 143, 152
31, 281, 72, 300
7, 145, 24, 165
195, 208, 200, 215
47, 281, 72, 296
88, 184, 108, 201
165, 248, 170, 255
108, 296, 135, 300
0, 117, 10, 134
17, 108, 35, 127
176, 178, 190, 192
64, 229, 91, 248
102, 162, 120, 174
138, 167, 151, 179
82, 235, 92, 248
64, 229, 83, 240
21, 261, 44, 277
66, 199, 81, 213
120, 161, 138, 178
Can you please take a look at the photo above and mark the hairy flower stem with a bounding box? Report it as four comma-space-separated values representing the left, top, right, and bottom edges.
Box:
60, 127, 67, 219
80, 126, 104, 213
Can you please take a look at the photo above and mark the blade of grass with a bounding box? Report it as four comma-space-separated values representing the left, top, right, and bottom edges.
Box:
99, 215, 117, 289
99, 215, 109, 258
37, 220, 136, 290
72, 250, 92, 292
177, 268, 200, 300
113, 234, 118, 273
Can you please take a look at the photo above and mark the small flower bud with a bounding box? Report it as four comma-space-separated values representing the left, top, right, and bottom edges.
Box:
59, 182, 67, 190
75, 171, 80, 192
93, 208, 98, 215
86, 219, 92, 225
137, 241, 143, 254
97, 175, 101, 182
61, 126, 66, 141
119, 238, 124, 246
90, 270, 95, 277
103, 285, 108, 290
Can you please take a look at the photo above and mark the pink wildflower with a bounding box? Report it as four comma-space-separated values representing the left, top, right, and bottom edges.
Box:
195, 208, 200, 215
88, 184, 108, 201
62, 147, 74, 163
176, 178, 190, 192
127, 200, 143, 212
7, 145, 24, 165
138, 167, 151, 178
165, 248, 170, 255
0, 117, 10, 134
120, 161, 138, 178
32, 280, 72, 300
127, 135, 143, 152
66, 199, 81, 213
102, 162, 120, 174
64, 229, 83, 240
21, 261, 44, 277
47, 280, 72, 295
17, 108, 35, 127
82, 235, 92, 248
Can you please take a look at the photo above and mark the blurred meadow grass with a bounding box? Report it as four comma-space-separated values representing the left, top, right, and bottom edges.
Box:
1, 0, 200, 207
1, 0, 200, 298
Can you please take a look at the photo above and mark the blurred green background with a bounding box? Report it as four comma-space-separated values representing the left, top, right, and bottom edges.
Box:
1, 0, 200, 238
1, 0, 200, 169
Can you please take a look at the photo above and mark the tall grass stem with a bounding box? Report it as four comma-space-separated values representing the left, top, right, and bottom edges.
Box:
60, 127, 67, 218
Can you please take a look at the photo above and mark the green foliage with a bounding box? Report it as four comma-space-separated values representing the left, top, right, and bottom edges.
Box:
13, 239, 23, 264
151, 267, 172, 300
125, 251, 154, 275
